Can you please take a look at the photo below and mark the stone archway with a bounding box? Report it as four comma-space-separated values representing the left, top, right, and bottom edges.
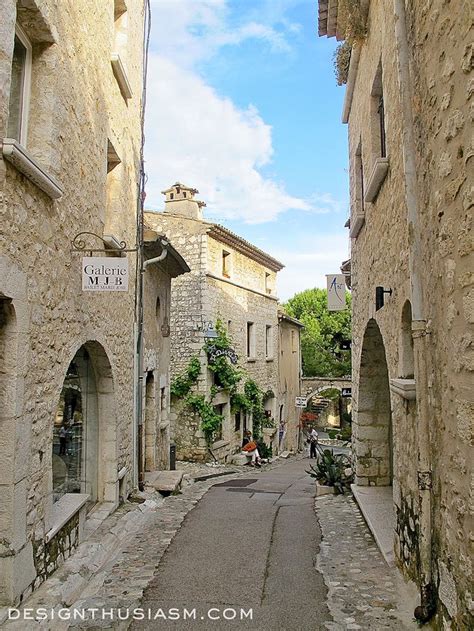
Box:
52, 341, 117, 508
354, 319, 392, 486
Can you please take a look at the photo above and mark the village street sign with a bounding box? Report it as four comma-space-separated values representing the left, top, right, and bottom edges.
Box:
341, 387, 352, 397
295, 396, 307, 408
82, 256, 129, 292
206, 344, 238, 365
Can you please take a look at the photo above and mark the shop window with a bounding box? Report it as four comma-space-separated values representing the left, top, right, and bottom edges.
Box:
7, 26, 32, 145
53, 348, 98, 503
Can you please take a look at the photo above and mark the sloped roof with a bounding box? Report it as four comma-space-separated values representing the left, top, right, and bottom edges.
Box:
207, 224, 284, 272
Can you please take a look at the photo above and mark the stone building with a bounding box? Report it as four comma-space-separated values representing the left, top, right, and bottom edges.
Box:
145, 183, 285, 462
0, 0, 149, 605
318, 0, 473, 627
277, 311, 304, 453
141, 228, 190, 476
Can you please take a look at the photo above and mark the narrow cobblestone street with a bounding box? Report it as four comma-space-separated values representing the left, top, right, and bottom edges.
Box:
1, 456, 418, 631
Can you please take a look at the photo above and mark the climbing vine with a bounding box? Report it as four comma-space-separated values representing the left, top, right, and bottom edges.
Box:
186, 393, 223, 443
171, 319, 276, 446
170, 355, 201, 398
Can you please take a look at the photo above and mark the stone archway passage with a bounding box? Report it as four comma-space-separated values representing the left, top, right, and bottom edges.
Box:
354, 319, 392, 486
53, 341, 117, 507
302, 376, 352, 401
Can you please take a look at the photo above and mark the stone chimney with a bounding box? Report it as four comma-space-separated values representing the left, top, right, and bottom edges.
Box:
161, 182, 206, 220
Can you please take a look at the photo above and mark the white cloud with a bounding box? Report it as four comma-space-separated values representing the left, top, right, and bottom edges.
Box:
272, 233, 350, 300
144, 0, 316, 223
144, 56, 311, 223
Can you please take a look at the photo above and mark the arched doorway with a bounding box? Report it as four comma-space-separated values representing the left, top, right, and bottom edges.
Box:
144, 371, 157, 471
355, 319, 392, 486
53, 342, 116, 506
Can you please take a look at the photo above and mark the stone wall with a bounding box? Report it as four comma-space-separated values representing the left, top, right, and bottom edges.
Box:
0, 0, 144, 605
278, 317, 303, 452
145, 208, 282, 462
345, 0, 473, 626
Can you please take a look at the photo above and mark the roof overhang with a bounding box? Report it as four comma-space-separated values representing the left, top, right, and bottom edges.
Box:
208, 224, 284, 272
143, 228, 190, 278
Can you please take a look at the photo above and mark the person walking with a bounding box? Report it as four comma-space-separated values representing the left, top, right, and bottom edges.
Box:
309, 428, 319, 459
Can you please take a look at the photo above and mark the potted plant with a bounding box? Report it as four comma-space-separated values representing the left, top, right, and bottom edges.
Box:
306, 446, 353, 495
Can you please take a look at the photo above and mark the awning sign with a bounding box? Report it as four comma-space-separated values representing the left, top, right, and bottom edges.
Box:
82, 257, 129, 292
326, 274, 346, 311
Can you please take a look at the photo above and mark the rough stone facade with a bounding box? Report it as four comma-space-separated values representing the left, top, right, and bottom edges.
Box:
319, 1, 473, 628
0, 0, 145, 605
277, 312, 304, 453
145, 183, 285, 462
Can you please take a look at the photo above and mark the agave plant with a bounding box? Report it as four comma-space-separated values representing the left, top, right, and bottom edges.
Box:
306, 447, 353, 494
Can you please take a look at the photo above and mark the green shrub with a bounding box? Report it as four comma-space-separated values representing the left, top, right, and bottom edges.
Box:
306, 448, 353, 494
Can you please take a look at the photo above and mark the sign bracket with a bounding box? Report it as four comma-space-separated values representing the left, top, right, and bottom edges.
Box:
71, 231, 138, 256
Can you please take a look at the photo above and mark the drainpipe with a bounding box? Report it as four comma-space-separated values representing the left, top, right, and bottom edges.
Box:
136, 242, 169, 490
393, 0, 435, 622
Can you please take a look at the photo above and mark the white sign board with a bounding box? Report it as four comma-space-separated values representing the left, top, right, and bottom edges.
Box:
326, 274, 346, 311
295, 397, 307, 408
82, 257, 129, 292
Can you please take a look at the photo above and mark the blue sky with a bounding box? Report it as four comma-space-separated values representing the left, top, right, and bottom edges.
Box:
145, 0, 349, 299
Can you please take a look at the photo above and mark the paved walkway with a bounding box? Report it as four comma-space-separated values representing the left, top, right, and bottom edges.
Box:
1, 457, 419, 630
131, 459, 330, 631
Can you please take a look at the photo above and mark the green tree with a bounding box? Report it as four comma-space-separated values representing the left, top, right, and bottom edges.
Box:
283, 288, 351, 377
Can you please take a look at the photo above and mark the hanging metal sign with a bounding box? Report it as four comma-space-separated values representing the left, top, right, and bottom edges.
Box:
326, 274, 346, 311
341, 387, 352, 397
206, 345, 238, 365
82, 256, 129, 292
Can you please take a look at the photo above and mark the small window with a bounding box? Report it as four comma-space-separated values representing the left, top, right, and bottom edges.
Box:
7, 27, 32, 145
160, 387, 166, 411
183, 191, 186, 197
170, 193, 174, 200
265, 272, 271, 294
246, 322, 255, 359
371, 64, 387, 159
222, 250, 231, 277
234, 411, 241, 432
265, 325, 273, 359
378, 95, 386, 158
355, 142, 364, 212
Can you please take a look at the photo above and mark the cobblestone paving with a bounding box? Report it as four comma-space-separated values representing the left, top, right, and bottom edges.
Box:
0, 459, 284, 630
1, 457, 420, 631
315, 493, 419, 631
